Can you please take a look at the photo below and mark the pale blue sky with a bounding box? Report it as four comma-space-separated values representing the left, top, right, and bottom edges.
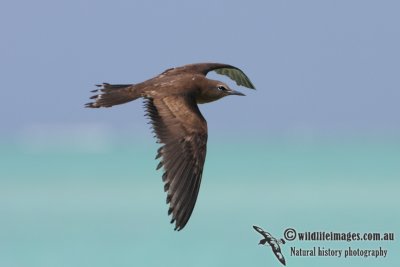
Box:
1, 0, 399, 138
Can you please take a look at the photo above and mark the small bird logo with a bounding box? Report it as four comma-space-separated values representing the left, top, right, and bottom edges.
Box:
253, 225, 286, 266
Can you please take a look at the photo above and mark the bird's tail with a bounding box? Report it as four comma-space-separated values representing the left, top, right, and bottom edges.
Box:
85, 83, 141, 108
259, 239, 267, 245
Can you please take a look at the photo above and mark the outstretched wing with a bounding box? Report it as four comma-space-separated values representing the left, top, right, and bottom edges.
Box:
253, 225, 273, 239
145, 95, 208, 231
271, 244, 286, 266
175, 63, 256, 89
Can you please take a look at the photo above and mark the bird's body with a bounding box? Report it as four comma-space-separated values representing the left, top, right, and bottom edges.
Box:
86, 63, 255, 230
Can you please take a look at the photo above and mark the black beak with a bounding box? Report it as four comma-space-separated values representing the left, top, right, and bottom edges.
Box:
229, 89, 245, 96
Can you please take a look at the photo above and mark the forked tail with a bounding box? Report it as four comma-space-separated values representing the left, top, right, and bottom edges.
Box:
85, 83, 141, 108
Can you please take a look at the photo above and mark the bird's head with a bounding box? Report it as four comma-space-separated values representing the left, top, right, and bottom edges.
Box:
214, 82, 245, 97
197, 79, 245, 104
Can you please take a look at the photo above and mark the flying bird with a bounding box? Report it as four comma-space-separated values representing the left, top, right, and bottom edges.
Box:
85, 63, 255, 230
253, 225, 286, 266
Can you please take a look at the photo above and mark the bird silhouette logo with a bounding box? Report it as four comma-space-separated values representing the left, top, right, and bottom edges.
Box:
253, 225, 286, 266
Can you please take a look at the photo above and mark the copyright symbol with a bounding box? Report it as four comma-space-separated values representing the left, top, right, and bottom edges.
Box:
284, 228, 296, 241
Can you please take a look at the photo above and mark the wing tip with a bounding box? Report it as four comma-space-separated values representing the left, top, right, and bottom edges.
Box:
248, 83, 256, 90
253, 225, 262, 231
213, 65, 256, 90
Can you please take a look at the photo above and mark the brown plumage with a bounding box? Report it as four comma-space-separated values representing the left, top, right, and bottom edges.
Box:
85, 63, 255, 230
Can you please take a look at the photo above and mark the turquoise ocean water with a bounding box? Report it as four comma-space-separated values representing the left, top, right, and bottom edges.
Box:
1, 136, 399, 267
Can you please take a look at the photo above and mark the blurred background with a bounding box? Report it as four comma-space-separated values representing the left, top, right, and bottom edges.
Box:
0, 0, 399, 266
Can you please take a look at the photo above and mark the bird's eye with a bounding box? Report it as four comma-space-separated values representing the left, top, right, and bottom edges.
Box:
217, 85, 227, 91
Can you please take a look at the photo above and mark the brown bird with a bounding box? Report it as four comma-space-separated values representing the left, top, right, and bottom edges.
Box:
86, 63, 255, 230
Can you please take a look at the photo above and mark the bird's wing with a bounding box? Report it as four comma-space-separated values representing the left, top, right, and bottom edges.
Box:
213, 67, 255, 89
144, 95, 208, 231
271, 244, 286, 266
182, 63, 256, 89
253, 225, 273, 239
